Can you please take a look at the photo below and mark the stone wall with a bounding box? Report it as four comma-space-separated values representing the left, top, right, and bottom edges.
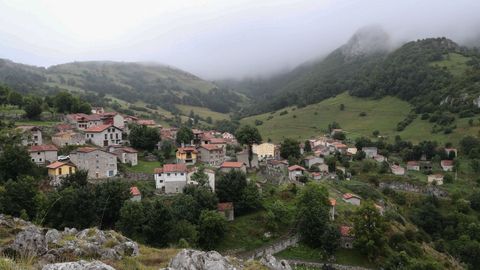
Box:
123, 171, 153, 181
242, 235, 299, 260
379, 181, 448, 197
288, 260, 373, 270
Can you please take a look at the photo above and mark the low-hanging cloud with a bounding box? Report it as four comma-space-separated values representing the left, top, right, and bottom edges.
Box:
0, 0, 479, 79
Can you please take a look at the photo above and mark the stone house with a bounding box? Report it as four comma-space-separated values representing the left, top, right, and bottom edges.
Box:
390, 164, 405, 176
154, 163, 188, 193
252, 143, 276, 160
220, 161, 247, 174
218, 202, 234, 221
374, 154, 386, 163
47, 161, 76, 186
176, 146, 198, 165
28, 145, 58, 165
236, 150, 259, 169
69, 147, 118, 179
440, 160, 454, 171
91, 107, 105, 114
99, 112, 125, 129
407, 161, 420, 171
52, 131, 85, 147
130, 186, 142, 202
318, 163, 329, 173
362, 147, 378, 158
108, 146, 138, 166
428, 174, 444, 185
17, 125, 42, 146
85, 124, 123, 147
340, 226, 354, 249
65, 113, 103, 130
197, 144, 226, 167
343, 193, 361, 206
304, 156, 324, 169
288, 165, 306, 181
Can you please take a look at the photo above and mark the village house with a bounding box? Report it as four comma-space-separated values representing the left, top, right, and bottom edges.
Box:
347, 147, 358, 156
65, 113, 103, 130
311, 172, 323, 180
218, 202, 234, 221
336, 166, 346, 175
136, 119, 156, 127
160, 128, 177, 142
317, 163, 330, 173
304, 156, 324, 169
407, 161, 420, 171
252, 142, 276, 160
69, 147, 118, 179
222, 132, 237, 144
28, 145, 58, 165
236, 150, 259, 168
187, 168, 216, 191
330, 142, 347, 154
52, 131, 85, 147
108, 146, 138, 166
445, 148, 458, 158
154, 163, 188, 193
17, 125, 42, 146
220, 161, 247, 174
420, 161, 433, 171
329, 198, 336, 221
288, 165, 306, 181
130, 186, 142, 202
197, 144, 226, 167
46, 161, 77, 186
314, 145, 330, 157
362, 147, 378, 158
176, 146, 198, 165
99, 112, 125, 129
85, 124, 123, 147
91, 107, 105, 114
330, 128, 343, 136
267, 159, 289, 173
390, 164, 405, 176
343, 193, 361, 206
340, 226, 354, 249
440, 160, 454, 172
428, 174, 444, 185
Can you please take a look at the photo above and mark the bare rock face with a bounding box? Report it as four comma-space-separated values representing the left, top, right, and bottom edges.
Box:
168, 249, 239, 270
260, 254, 292, 270
10, 225, 48, 256
41, 260, 116, 270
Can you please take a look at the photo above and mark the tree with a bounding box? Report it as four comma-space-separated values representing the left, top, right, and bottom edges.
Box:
339, 104, 345, 111
304, 140, 312, 153
160, 140, 174, 160
183, 184, 218, 211
0, 176, 40, 219
23, 96, 43, 119
129, 124, 160, 151
94, 181, 131, 229
0, 144, 35, 183
61, 170, 89, 189
190, 167, 209, 187
7, 91, 23, 107
198, 210, 227, 250
215, 170, 260, 215
170, 194, 200, 224
176, 126, 194, 145
236, 125, 262, 168
280, 138, 301, 160
170, 219, 198, 247
353, 201, 386, 260
296, 182, 331, 249
143, 198, 174, 247
117, 201, 147, 240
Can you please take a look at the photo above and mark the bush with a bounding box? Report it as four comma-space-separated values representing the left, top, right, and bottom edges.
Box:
359, 112, 367, 117
254, 119, 263, 126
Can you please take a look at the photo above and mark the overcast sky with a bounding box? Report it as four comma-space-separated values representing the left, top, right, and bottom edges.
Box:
0, 0, 479, 79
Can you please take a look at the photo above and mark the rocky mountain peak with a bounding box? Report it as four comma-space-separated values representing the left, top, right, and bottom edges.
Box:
341, 25, 391, 59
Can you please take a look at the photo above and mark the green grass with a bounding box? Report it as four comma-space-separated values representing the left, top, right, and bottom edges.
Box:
15, 120, 59, 127
216, 211, 288, 252
431, 53, 470, 77
125, 160, 162, 174
276, 244, 376, 268
241, 93, 411, 143
176, 104, 229, 121
241, 92, 480, 146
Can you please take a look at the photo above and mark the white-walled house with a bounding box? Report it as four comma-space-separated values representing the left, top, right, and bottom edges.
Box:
288, 165, 306, 181
28, 145, 58, 165
304, 156, 324, 168
362, 147, 378, 158
85, 124, 123, 147
17, 125, 43, 146
154, 164, 188, 193
428, 174, 444, 185
343, 193, 361, 206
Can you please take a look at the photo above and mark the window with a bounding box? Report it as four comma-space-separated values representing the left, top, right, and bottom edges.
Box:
167, 173, 170, 176
110, 134, 113, 139
58, 168, 62, 174
108, 170, 114, 176
38, 152, 41, 155
116, 133, 119, 139
39, 158, 42, 162
105, 134, 107, 139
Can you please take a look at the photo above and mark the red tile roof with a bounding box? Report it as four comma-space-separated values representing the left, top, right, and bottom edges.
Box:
46, 161, 75, 169
329, 198, 336, 206
177, 147, 198, 154
208, 138, 226, 144
68, 113, 102, 121
76, 147, 99, 153
136, 119, 156, 126
288, 165, 306, 171
154, 163, 187, 174
343, 193, 360, 200
340, 226, 352, 237
199, 144, 223, 151
84, 124, 113, 133
407, 161, 419, 166
441, 160, 454, 166
28, 144, 58, 152
221, 161, 244, 168
217, 202, 233, 211
130, 186, 141, 196
122, 147, 138, 153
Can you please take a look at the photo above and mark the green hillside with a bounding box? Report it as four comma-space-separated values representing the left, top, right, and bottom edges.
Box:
241, 93, 480, 145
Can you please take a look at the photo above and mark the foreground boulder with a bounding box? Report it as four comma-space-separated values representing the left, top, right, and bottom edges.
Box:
42, 260, 116, 270
163, 249, 292, 270
0, 214, 139, 264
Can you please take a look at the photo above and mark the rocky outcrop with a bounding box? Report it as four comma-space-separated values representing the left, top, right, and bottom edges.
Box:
163, 249, 292, 270
379, 182, 448, 197
0, 214, 139, 265
42, 260, 116, 270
